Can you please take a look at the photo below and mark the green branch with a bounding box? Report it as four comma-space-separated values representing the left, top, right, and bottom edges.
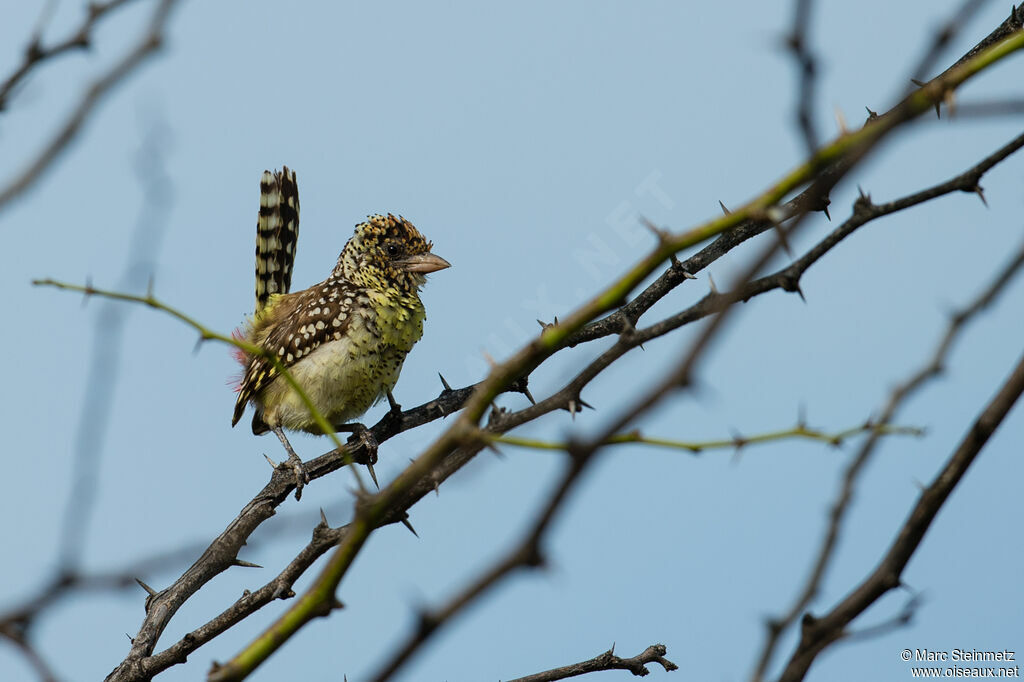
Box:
493, 422, 924, 454
31, 278, 368, 491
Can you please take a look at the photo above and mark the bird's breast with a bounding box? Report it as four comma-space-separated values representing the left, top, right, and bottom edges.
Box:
363, 288, 426, 352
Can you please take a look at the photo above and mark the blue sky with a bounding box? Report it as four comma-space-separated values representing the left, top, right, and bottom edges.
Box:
1, 2, 1022, 681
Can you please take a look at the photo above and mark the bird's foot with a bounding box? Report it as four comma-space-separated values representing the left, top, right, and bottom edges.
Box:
342, 423, 379, 489
282, 451, 310, 500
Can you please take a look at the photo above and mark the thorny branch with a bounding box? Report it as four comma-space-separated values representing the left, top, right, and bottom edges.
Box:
493, 421, 922, 454
366, 431, 598, 681
777, 348, 1024, 682
750, 237, 1024, 682
0, 502, 351, 678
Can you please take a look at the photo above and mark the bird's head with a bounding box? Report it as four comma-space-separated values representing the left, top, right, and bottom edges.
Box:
336, 214, 450, 293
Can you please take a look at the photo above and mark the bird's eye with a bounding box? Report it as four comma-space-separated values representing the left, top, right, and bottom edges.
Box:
387, 244, 400, 256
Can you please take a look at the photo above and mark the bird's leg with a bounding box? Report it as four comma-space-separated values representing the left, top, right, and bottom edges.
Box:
386, 389, 402, 415
273, 425, 310, 499
336, 422, 379, 489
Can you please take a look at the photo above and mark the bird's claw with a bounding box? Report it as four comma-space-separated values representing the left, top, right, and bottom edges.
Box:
271, 426, 310, 501
343, 424, 379, 463
282, 451, 310, 500
344, 424, 380, 488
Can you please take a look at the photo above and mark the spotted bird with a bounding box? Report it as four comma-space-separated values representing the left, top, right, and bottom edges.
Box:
232, 167, 450, 485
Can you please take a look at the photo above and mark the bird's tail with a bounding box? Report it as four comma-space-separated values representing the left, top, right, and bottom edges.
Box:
255, 166, 300, 312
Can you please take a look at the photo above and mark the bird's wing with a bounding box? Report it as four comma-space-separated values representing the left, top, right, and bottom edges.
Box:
232, 281, 358, 427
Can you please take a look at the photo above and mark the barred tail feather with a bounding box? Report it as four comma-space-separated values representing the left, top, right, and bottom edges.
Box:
254, 166, 300, 312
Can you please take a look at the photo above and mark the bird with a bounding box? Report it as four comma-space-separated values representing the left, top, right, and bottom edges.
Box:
231, 166, 450, 490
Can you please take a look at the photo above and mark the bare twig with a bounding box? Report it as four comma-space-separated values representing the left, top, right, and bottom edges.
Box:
788, 0, 821, 154
0, 501, 346, 656
751, 238, 1024, 681
569, 4, 1024, 349
0, 0, 144, 111
908, 0, 990, 88
777, 348, 1024, 682
494, 421, 921, 453
0, 626, 59, 682
366, 439, 595, 681
0, 0, 182, 213
32, 279, 370, 493
567, 127, 1024, 374
507, 644, 679, 682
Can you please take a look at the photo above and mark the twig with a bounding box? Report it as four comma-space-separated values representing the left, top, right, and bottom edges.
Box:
908, 0, 990, 88
493, 422, 922, 454
92, 372, 526, 680
31, 279, 368, 492
751, 238, 1024, 681
507, 644, 679, 682
0, 0, 182, 213
0, 0, 144, 111
568, 5, 1024, 350
788, 0, 821, 154
367, 437, 594, 681
562, 126, 1024, 387
777, 348, 1024, 682
0, 626, 59, 682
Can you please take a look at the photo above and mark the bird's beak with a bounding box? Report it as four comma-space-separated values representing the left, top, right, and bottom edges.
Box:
396, 252, 451, 274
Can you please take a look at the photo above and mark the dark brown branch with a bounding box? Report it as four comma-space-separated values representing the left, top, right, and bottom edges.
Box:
507, 644, 679, 682
104, 378, 526, 682
0, 502, 343, 671
751, 237, 1024, 681
777, 348, 1024, 682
